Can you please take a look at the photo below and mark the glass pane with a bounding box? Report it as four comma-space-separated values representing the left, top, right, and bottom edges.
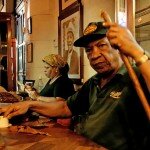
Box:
135, 24, 150, 53
136, 0, 150, 11
116, 0, 127, 27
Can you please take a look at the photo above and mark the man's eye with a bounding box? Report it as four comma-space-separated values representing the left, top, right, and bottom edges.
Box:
85, 47, 91, 52
97, 43, 106, 48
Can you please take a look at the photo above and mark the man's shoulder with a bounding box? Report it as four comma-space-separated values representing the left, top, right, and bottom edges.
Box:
119, 65, 141, 83
118, 64, 140, 75
83, 74, 98, 86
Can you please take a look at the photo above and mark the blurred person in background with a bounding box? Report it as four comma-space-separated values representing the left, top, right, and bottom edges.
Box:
25, 54, 75, 101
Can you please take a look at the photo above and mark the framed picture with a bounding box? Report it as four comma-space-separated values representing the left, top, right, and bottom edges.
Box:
59, 0, 77, 12
26, 43, 33, 63
58, 1, 83, 82
0, 0, 4, 11
27, 17, 32, 34
24, 80, 35, 87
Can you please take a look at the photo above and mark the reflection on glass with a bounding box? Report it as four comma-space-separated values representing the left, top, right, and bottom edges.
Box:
115, 0, 127, 27
18, 47, 23, 71
136, 0, 150, 12
118, 11, 126, 26
136, 24, 150, 52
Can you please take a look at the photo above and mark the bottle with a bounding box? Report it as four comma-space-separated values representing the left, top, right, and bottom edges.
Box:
38, 76, 44, 92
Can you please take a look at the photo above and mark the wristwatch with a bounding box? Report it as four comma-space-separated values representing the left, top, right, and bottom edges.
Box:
136, 51, 150, 67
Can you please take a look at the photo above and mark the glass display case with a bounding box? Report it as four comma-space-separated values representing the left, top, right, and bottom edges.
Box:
135, 0, 150, 53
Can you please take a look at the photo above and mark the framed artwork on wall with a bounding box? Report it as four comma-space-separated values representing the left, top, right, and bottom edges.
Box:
59, 0, 77, 11
0, 0, 4, 11
58, 1, 83, 83
26, 43, 33, 63
24, 80, 35, 87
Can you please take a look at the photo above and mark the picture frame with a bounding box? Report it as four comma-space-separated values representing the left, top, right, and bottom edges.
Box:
0, 0, 4, 11
27, 17, 32, 34
58, 1, 83, 83
26, 43, 33, 63
59, 0, 77, 12
24, 80, 35, 87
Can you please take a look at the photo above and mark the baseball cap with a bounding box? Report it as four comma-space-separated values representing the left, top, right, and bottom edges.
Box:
74, 22, 107, 47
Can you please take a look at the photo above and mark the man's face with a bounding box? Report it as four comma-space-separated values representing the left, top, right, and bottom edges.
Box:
85, 37, 120, 75
67, 31, 74, 50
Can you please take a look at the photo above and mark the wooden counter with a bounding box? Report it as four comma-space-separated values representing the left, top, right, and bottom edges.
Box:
0, 120, 107, 150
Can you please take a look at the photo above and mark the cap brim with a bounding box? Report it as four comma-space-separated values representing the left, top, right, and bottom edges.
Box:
74, 34, 106, 47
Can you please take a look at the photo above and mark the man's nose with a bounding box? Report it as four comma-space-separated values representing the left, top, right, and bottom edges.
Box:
91, 46, 101, 58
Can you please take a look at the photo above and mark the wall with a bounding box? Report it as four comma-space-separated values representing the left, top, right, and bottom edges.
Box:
82, 0, 115, 82
25, 0, 59, 88
26, 0, 115, 88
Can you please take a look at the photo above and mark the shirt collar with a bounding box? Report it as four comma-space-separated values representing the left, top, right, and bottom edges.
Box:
49, 75, 61, 85
92, 65, 128, 85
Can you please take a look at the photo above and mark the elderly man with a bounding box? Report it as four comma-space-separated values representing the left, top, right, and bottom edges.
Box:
0, 21, 150, 149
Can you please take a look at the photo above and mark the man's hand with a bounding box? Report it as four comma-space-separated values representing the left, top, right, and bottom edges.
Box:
103, 22, 144, 60
101, 10, 143, 60
0, 102, 30, 119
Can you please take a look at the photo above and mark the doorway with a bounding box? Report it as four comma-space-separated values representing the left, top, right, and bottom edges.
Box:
0, 12, 16, 91
0, 21, 8, 89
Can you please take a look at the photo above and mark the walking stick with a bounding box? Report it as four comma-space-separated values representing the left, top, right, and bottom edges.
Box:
101, 11, 150, 120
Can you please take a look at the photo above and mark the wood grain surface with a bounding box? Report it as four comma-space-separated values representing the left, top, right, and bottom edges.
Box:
0, 119, 107, 150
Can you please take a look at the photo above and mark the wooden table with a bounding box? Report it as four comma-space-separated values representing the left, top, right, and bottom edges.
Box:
0, 120, 107, 150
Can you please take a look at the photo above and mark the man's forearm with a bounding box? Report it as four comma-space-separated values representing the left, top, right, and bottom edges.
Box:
36, 96, 64, 102
28, 100, 72, 118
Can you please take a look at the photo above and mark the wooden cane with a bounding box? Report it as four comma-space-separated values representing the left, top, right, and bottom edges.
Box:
101, 11, 150, 120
